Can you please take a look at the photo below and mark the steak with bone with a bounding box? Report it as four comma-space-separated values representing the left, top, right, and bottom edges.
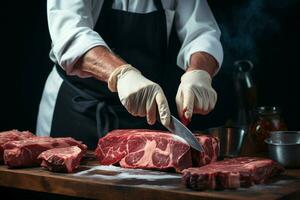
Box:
3, 136, 87, 168
38, 146, 86, 173
182, 157, 284, 190
95, 129, 219, 172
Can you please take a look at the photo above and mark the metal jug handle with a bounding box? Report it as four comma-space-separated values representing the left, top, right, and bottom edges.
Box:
234, 60, 254, 88
234, 60, 253, 72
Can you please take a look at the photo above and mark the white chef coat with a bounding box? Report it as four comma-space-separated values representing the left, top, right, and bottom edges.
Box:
36, 0, 223, 136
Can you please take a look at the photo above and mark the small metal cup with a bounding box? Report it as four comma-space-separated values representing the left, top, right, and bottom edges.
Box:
265, 131, 300, 168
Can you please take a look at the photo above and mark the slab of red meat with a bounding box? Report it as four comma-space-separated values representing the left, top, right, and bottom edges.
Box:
0, 130, 35, 163
3, 137, 87, 168
0, 130, 34, 139
192, 134, 219, 166
95, 129, 219, 172
95, 129, 191, 172
38, 146, 85, 173
182, 157, 284, 190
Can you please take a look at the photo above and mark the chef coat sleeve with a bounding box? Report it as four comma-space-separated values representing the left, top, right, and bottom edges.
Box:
47, 0, 109, 75
175, 0, 223, 72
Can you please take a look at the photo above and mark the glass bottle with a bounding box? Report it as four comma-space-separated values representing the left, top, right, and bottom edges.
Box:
249, 106, 288, 152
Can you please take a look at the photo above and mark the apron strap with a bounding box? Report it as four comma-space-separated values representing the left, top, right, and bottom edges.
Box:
55, 65, 119, 138
102, 0, 114, 10
153, 0, 164, 11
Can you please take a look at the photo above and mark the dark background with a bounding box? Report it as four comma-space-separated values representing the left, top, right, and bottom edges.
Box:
1, 0, 299, 133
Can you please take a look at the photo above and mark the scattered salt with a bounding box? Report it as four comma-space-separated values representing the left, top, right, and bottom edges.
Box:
73, 165, 181, 181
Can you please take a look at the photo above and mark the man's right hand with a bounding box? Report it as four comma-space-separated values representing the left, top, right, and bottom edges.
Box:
108, 64, 171, 127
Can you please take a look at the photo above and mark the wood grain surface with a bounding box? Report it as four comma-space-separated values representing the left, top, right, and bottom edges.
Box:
0, 158, 300, 200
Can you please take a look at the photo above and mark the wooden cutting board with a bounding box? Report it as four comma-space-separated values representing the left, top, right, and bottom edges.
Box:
1, 157, 300, 200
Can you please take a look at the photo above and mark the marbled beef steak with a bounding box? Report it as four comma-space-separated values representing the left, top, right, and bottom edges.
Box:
182, 157, 284, 190
3, 137, 87, 168
0, 130, 35, 163
95, 129, 219, 172
192, 134, 219, 166
38, 146, 86, 173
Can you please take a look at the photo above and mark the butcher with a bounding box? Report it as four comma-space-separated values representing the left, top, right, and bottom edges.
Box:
37, 0, 223, 148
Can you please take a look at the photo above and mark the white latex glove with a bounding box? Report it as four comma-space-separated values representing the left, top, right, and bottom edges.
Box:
108, 64, 171, 127
176, 70, 217, 124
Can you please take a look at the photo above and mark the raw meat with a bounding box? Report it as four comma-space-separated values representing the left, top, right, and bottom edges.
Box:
192, 134, 219, 166
38, 146, 85, 173
95, 129, 191, 172
182, 157, 284, 190
0, 130, 35, 163
95, 129, 219, 172
3, 136, 87, 168
0, 130, 34, 139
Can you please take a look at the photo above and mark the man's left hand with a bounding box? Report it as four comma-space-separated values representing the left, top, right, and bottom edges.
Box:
176, 69, 217, 124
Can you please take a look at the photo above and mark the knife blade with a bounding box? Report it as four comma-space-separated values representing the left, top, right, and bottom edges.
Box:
165, 115, 204, 152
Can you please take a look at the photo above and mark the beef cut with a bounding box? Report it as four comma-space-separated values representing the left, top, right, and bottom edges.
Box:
0, 130, 35, 163
192, 134, 219, 166
182, 157, 284, 190
95, 129, 219, 172
0, 130, 34, 139
38, 146, 85, 173
3, 137, 87, 168
96, 129, 191, 172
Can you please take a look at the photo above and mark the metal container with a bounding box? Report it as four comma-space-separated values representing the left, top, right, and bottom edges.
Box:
202, 127, 248, 158
265, 131, 300, 168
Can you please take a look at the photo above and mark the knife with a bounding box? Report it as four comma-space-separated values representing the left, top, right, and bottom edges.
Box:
165, 115, 204, 152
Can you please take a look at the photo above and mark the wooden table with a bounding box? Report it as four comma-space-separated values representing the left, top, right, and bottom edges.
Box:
0, 159, 300, 200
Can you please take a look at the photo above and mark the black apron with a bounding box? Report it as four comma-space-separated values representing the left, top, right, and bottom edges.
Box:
50, 0, 234, 149
51, 0, 168, 149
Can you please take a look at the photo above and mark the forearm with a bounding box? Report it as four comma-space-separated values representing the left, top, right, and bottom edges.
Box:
73, 46, 127, 82
187, 52, 218, 76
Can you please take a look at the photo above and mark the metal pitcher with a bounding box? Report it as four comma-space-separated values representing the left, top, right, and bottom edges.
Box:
225, 60, 257, 128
